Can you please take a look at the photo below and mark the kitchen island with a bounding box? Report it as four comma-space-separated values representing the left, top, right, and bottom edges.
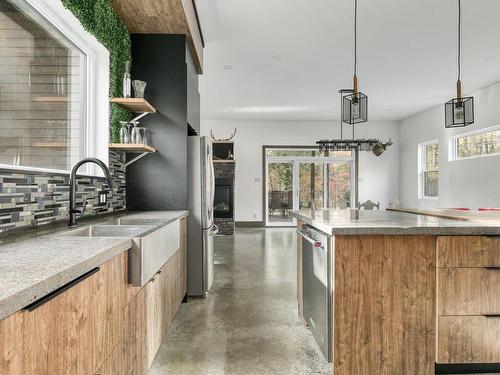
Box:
292, 209, 500, 375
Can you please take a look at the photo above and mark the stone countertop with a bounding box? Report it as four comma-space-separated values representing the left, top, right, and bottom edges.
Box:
292, 209, 500, 236
0, 210, 188, 321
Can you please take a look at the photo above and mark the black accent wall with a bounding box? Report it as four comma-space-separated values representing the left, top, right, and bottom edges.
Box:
127, 34, 199, 211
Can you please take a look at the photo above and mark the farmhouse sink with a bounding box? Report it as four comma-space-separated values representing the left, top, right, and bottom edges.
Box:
55, 225, 155, 238
101, 218, 168, 226
54, 219, 180, 287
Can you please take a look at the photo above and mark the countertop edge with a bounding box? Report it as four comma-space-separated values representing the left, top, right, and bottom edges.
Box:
292, 211, 500, 236
0, 239, 132, 321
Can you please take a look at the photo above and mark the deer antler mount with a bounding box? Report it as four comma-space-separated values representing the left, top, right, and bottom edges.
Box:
210, 128, 237, 142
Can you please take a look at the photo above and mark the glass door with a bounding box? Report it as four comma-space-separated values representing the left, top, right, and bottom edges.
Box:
326, 162, 352, 209
298, 162, 324, 210
264, 148, 355, 227
266, 162, 295, 226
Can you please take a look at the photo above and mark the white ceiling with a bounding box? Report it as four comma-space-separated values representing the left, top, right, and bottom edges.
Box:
195, 0, 500, 122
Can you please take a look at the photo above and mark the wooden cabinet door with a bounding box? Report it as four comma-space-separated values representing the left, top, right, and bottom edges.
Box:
437, 236, 500, 267
334, 235, 436, 375
438, 316, 500, 363
0, 252, 127, 375
122, 282, 148, 375
95, 344, 125, 375
438, 267, 500, 315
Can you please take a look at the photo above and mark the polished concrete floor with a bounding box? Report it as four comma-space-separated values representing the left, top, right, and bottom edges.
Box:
149, 228, 332, 375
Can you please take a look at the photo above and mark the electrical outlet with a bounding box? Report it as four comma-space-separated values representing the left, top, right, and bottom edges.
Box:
98, 191, 108, 206
37, 197, 45, 210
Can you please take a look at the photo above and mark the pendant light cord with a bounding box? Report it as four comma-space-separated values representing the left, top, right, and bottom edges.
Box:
458, 0, 461, 82
354, 0, 358, 77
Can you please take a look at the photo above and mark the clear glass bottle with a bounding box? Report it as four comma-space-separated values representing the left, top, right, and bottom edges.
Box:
123, 61, 131, 98
119, 121, 130, 144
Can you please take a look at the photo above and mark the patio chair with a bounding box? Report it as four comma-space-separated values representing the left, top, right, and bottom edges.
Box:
359, 200, 380, 210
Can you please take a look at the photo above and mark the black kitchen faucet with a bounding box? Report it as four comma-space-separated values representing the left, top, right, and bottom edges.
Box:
68, 158, 113, 227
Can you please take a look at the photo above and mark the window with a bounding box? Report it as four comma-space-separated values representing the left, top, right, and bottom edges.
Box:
0, 0, 110, 175
450, 125, 500, 160
418, 141, 439, 199
266, 148, 352, 158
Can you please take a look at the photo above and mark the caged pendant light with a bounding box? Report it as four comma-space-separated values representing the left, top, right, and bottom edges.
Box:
445, 0, 474, 128
342, 0, 368, 125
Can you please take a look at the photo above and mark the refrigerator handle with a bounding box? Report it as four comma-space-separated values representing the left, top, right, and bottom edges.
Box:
209, 146, 216, 225
203, 143, 215, 230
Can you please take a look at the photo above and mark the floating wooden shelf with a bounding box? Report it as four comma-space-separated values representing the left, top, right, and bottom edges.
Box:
109, 143, 156, 153
109, 98, 156, 113
32, 142, 68, 148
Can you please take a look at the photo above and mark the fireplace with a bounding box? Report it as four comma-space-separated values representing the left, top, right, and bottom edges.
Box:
214, 177, 234, 219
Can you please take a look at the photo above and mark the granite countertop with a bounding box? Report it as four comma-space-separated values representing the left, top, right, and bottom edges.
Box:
292, 209, 500, 236
0, 210, 188, 321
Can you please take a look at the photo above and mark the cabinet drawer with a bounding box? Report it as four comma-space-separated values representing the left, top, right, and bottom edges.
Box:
438, 267, 500, 315
438, 316, 500, 363
437, 236, 500, 267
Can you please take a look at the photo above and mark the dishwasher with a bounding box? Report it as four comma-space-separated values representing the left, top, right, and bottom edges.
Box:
297, 224, 332, 362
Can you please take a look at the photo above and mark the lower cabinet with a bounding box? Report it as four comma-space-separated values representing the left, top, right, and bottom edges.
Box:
0, 217, 188, 375
119, 235, 188, 375
436, 235, 500, 367
0, 252, 127, 375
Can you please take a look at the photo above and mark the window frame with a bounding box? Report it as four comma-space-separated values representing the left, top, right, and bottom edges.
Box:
0, 0, 110, 176
449, 124, 500, 162
418, 140, 439, 200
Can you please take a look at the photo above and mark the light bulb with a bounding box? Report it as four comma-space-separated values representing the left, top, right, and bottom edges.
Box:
351, 102, 360, 120
454, 104, 465, 123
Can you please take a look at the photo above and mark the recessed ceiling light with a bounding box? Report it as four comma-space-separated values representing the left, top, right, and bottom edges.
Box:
485, 56, 497, 61
224, 65, 232, 70
272, 55, 281, 61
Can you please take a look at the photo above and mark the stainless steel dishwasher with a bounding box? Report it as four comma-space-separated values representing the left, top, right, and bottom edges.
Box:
297, 224, 332, 362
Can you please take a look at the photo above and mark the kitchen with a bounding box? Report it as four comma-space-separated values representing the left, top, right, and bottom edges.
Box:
1, 0, 500, 375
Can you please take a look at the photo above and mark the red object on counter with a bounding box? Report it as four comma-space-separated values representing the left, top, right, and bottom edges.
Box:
478, 208, 500, 211
444, 207, 470, 211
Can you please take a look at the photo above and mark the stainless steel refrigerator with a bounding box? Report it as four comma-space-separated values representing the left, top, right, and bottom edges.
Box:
187, 136, 216, 296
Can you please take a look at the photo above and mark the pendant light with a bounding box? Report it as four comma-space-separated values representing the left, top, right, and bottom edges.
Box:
445, 0, 474, 128
342, 0, 368, 125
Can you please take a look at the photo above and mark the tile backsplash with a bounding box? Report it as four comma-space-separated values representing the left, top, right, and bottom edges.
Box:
0, 150, 126, 233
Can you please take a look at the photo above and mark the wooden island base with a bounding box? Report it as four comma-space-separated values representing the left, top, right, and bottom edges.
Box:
297, 220, 500, 374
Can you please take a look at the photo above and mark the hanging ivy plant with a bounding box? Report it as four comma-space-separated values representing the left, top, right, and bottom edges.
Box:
61, 0, 132, 143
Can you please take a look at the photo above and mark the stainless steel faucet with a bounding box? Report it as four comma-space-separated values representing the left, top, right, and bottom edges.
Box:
68, 158, 113, 227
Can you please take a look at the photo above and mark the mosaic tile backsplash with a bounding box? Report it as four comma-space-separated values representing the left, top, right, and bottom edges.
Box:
0, 150, 126, 233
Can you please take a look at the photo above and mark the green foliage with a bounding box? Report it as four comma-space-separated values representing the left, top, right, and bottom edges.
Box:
61, 0, 132, 142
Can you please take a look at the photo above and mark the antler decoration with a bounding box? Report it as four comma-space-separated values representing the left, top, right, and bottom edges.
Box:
372, 138, 393, 157
210, 128, 237, 142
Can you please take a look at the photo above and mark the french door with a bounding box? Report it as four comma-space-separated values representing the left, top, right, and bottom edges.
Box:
265, 155, 354, 227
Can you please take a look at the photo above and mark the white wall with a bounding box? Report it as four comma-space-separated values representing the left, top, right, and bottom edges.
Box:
400, 81, 500, 209
201, 120, 400, 222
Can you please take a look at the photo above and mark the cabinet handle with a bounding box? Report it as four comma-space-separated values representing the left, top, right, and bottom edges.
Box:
483, 314, 500, 318
483, 266, 500, 270
24, 268, 100, 312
